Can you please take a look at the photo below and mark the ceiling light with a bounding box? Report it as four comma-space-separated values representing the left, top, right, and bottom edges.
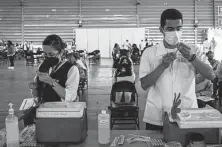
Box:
52, 9, 56, 12
105, 9, 110, 11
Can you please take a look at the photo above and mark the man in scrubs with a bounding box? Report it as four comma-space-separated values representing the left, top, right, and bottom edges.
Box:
139, 9, 215, 131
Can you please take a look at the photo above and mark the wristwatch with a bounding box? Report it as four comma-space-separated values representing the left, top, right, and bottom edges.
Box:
51, 79, 58, 87
188, 54, 196, 62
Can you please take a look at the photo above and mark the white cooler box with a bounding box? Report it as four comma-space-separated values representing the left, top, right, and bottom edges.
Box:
35, 102, 87, 143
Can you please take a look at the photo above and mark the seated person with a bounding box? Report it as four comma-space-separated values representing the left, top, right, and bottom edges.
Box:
131, 44, 140, 63
87, 50, 101, 62
87, 50, 100, 56
113, 56, 135, 104
112, 43, 121, 68
76, 50, 86, 59
112, 44, 120, 58
26, 50, 34, 59
37, 48, 44, 54
196, 73, 213, 108
79, 54, 87, 69
206, 51, 220, 97
66, 52, 87, 79
114, 56, 135, 82
119, 49, 130, 58
217, 62, 222, 103
206, 51, 220, 71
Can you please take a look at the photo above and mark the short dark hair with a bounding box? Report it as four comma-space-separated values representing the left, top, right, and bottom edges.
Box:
42, 34, 66, 52
7, 40, 13, 46
206, 51, 214, 56
160, 9, 183, 28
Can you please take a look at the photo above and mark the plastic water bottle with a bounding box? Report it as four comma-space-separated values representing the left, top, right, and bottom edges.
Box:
0, 129, 6, 147
98, 109, 110, 144
5, 103, 20, 147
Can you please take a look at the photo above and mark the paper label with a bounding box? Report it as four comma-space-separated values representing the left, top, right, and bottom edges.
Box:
36, 110, 84, 118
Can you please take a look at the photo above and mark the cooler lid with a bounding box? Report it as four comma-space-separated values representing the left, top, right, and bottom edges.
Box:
37, 102, 86, 112
36, 102, 86, 118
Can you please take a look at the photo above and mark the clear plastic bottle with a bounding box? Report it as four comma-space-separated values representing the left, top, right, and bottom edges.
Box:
98, 109, 110, 144
5, 103, 20, 147
0, 129, 6, 147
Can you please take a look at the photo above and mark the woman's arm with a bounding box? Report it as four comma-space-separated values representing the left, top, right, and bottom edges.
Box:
33, 73, 67, 101
50, 67, 80, 102
49, 66, 80, 101
64, 66, 80, 102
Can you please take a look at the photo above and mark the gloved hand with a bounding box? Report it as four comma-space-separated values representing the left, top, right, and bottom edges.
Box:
171, 93, 181, 119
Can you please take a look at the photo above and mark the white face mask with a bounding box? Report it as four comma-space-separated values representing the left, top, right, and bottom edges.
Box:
164, 31, 182, 46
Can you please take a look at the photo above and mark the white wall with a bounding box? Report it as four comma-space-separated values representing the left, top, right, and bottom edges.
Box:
76, 29, 88, 50
76, 28, 145, 58
98, 29, 110, 58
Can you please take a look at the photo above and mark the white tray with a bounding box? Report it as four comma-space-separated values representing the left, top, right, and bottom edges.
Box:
176, 108, 222, 129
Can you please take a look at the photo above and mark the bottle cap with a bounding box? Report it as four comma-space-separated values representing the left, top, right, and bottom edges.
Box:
8, 103, 14, 114
101, 110, 106, 114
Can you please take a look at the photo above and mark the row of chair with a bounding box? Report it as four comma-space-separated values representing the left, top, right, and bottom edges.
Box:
110, 50, 140, 130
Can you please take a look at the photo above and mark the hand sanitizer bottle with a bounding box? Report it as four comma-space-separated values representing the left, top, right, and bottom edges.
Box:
98, 109, 110, 144
5, 103, 20, 147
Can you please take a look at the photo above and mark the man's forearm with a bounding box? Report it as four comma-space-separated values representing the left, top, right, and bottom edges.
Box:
140, 64, 166, 90
191, 57, 215, 81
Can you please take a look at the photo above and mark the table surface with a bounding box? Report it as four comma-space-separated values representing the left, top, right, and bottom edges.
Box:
22, 130, 163, 147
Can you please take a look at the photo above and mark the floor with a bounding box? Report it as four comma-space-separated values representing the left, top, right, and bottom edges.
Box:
0, 59, 148, 130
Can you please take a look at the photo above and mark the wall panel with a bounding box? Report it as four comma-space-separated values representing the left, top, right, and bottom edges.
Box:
86, 29, 99, 52
76, 29, 88, 50
0, 0, 22, 43
98, 29, 110, 58
81, 0, 137, 28
196, 0, 214, 44
215, 0, 222, 27
0, 0, 216, 46
23, 0, 79, 44
139, 0, 195, 44
109, 28, 122, 51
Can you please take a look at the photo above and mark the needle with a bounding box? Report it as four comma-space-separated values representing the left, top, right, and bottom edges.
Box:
174, 42, 181, 56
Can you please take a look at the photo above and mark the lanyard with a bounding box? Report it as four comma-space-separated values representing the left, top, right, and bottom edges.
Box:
50, 60, 64, 75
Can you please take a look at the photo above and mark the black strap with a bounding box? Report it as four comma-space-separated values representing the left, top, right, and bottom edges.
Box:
188, 54, 196, 62
50, 61, 63, 75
